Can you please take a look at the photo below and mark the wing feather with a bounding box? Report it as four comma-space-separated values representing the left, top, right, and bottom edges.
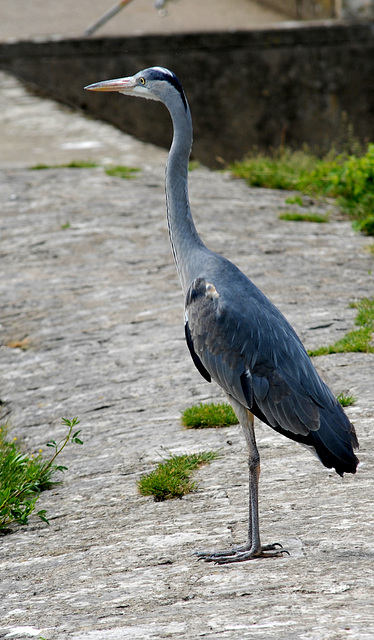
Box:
184, 275, 358, 474
185, 276, 331, 437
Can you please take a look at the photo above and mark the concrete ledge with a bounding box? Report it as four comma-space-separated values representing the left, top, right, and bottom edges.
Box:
1, 20, 374, 165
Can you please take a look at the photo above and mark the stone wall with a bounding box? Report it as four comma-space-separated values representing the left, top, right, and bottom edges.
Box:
264, 0, 374, 19
0, 20, 373, 166
340, 0, 374, 17
263, 0, 336, 19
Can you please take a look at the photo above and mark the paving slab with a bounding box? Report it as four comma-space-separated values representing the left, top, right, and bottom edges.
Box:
0, 71, 374, 640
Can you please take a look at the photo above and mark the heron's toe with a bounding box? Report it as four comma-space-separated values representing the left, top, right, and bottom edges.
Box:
194, 542, 289, 564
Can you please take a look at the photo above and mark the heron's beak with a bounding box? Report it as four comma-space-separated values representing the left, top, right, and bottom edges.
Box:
84, 76, 136, 93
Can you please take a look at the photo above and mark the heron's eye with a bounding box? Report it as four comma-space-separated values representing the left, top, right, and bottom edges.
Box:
139, 77, 146, 85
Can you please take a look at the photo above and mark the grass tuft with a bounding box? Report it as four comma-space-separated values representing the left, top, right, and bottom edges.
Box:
230, 148, 318, 191
30, 160, 98, 170
308, 297, 374, 356
137, 451, 220, 501
337, 392, 357, 407
279, 211, 329, 223
285, 195, 304, 206
188, 160, 201, 171
105, 165, 140, 179
181, 402, 238, 429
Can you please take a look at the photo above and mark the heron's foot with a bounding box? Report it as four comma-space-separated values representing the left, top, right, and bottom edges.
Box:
194, 542, 289, 564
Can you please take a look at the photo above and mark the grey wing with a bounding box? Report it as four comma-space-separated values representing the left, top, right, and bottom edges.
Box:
184, 276, 335, 438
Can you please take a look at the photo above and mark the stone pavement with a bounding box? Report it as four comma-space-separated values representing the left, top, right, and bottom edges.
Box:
0, 71, 373, 640
0, 0, 287, 42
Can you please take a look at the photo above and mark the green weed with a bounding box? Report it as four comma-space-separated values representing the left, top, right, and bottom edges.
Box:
0, 417, 82, 531
351, 297, 374, 328
231, 148, 318, 191
137, 451, 220, 501
355, 216, 374, 236
181, 402, 238, 428
231, 144, 374, 235
279, 211, 329, 223
308, 297, 374, 356
30, 161, 140, 180
337, 392, 357, 407
188, 160, 200, 171
105, 165, 140, 179
30, 160, 98, 169
285, 195, 304, 206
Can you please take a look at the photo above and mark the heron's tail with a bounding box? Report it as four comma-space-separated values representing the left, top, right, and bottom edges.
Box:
310, 401, 359, 476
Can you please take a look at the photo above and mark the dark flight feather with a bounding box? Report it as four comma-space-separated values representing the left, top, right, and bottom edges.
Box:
184, 275, 359, 475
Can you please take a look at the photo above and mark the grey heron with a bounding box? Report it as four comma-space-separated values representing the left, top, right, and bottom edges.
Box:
85, 67, 359, 563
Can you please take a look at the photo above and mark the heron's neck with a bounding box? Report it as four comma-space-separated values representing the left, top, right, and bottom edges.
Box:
165, 100, 206, 292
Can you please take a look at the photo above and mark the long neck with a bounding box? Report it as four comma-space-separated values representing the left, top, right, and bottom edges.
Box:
165, 97, 206, 292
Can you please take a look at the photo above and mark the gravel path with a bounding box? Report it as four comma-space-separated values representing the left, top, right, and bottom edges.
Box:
0, 71, 373, 640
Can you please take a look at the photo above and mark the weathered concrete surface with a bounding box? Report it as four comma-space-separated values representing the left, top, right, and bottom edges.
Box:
0, 72, 373, 640
0, 0, 287, 41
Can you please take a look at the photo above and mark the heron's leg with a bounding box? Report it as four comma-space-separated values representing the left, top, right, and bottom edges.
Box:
195, 396, 287, 564
224, 397, 262, 554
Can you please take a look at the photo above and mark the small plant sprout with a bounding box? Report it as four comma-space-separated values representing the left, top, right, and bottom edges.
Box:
137, 451, 220, 501
45, 417, 83, 464
337, 393, 357, 407
0, 417, 82, 531
181, 402, 239, 428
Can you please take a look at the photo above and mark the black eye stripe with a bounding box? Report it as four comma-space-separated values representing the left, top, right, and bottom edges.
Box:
151, 69, 187, 110
165, 74, 187, 110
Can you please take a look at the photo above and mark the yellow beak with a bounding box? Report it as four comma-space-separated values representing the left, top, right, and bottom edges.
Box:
84, 76, 137, 93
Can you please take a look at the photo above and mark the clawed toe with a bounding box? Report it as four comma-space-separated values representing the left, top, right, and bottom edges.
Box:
261, 542, 289, 553
194, 542, 289, 564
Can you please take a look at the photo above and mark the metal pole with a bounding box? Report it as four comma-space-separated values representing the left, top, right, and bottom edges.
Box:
84, 0, 135, 37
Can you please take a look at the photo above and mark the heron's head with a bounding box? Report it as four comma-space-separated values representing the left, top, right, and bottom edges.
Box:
84, 66, 187, 111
